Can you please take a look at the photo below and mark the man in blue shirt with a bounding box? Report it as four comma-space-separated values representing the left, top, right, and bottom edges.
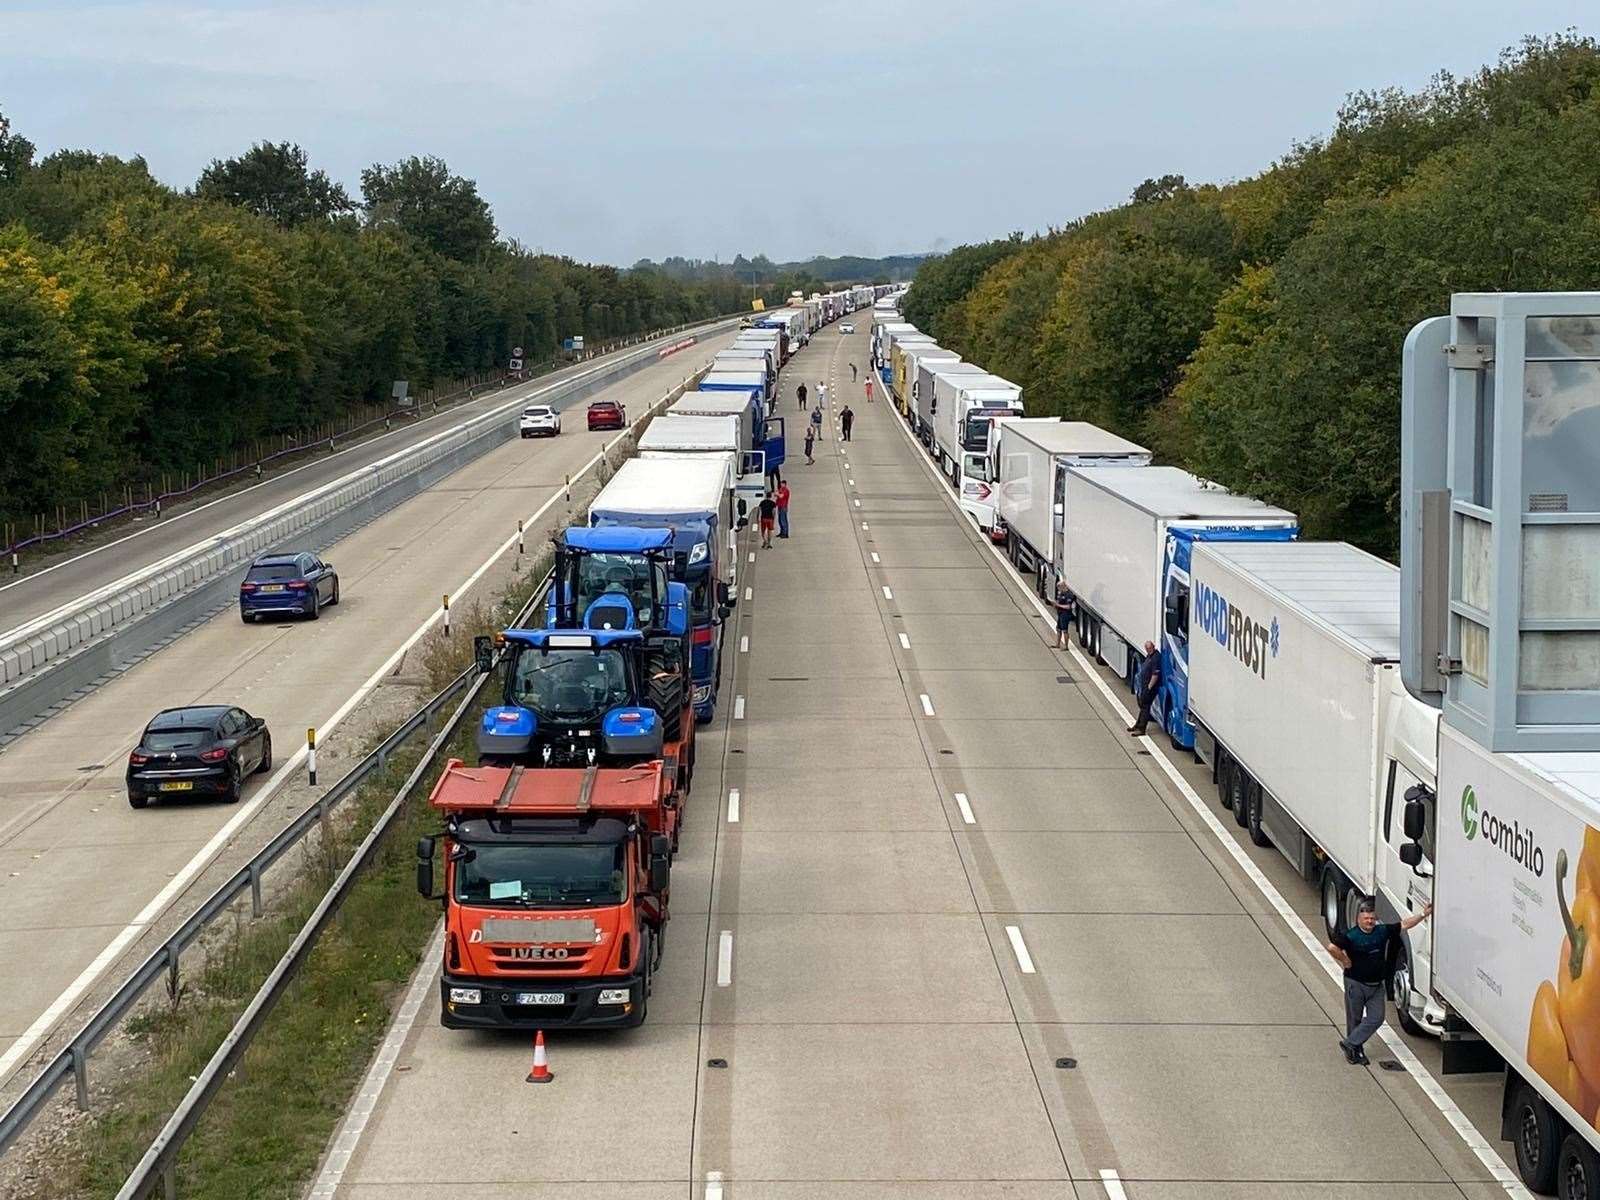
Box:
1326, 896, 1432, 1064
1127, 641, 1162, 736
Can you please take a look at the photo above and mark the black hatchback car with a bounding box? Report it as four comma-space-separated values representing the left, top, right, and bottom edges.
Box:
240, 552, 339, 621
126, 706, 272, 808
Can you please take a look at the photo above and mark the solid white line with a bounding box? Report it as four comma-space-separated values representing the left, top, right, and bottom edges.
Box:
705, 1171, 725, 1200
882, 390, 1531, 1198
739, 635, 748, 653
1005, 925, 1036, 974
727, 788, 740, 823
717, 931, 734, 987
1099, 1169, 1129, 1200
309, 923, 445, 1198
954, 791, 975, 825
898, 632, 911, 649
744, 586, 752, 601
0, 383, 680, 1087
870, 552, 880, 563
733, 696, 745, 720
919, 693, 935, 717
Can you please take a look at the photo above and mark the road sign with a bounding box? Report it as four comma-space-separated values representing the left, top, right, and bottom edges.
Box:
392, 380, 411, 407
512, 345, 524, 358
509, 358, 523, 371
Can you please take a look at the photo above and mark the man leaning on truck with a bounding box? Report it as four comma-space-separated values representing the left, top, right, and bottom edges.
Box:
1326, 897, 1431, 1065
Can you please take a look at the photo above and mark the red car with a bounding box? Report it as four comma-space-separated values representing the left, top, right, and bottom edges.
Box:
587, 400, 626, 431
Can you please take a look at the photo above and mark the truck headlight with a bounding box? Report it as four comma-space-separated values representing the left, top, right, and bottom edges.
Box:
598, 988, 631, 1005
693, 685, 711, 704
689, 540, 709, 565
449, 987, 482, 1005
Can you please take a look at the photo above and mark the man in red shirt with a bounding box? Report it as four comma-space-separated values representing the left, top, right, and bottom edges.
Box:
775, 480, 791, 539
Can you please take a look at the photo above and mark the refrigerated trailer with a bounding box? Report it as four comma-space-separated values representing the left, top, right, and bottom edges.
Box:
637, 413, 765, 504
1185, 541, 1445, 1034
931, 371, 1023, 482
996, 420, 1150, 579
1063, 465, 1296, 738
899, 344, 961, 422
915, 361, 987, 447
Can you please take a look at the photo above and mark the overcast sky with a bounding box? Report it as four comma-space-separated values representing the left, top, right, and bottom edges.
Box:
0, 1, 1591, 265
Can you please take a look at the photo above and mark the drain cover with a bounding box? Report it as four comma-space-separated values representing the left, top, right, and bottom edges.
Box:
1054, 1057, 1077, 1069
706, 1058, 728, 1069
1055, 675, 1074, 684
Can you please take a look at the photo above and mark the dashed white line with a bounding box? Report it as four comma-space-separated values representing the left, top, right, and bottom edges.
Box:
733, 695, 745, 720
1099, 1169, 1129, 1200
870, 551, 880, 563
954, 791, 976, 824
881, 585, 893, 600
861, 522, 869, 530
848, 478, 855, 486
706, 1171, 725, 1200
919, 693, 935, 717
898, 632, 911, 649
743, 586, 752, 601
748, 551, 755, 563
739, 635, 748, 653
1005, 925, 1036, 974
727, 788, 740, 823
717, 931, 734, 986
853, 498, 861, 507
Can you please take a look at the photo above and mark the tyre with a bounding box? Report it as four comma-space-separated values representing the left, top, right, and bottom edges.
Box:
1320, 865, 1350, 942
308, 592, 321, 620
1230, 768, 1251, 829
128, 791, 148, 810
330, 580, 340, 606
1509, 1081, 1561, 1193
256, 733, 273, 774
1216, 753, 1232, 808
1557, 1127, 1600, 1200
647, 653, 684, 745
1389, 943, 1426, 1037
223, 771, 242, 804
1247, 786, 1271, 847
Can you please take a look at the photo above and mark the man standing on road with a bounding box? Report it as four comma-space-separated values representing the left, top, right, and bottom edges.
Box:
776, 480, 791, 539
810, 403, 824, 441
1127, 641, 1162, 735
758, 491, 777, 549
797, 382, 807, 411
1053, 584, 1077, 650
840, 404, 855, 442
1327, 898, 1432, 1064
865, 377, 875, 404
818, 381, 828, 410
804, 424, 816, 465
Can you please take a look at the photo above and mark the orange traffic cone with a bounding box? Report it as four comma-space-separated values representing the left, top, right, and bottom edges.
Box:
526, 1030, 554, 1084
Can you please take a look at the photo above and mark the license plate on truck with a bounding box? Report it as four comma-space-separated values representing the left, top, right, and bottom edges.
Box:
159, 781, 194, 792
515, 992, 565, 1006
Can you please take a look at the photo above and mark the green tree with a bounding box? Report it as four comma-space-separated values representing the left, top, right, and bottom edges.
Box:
360, 155, 495, 261
195, 141, 353, 228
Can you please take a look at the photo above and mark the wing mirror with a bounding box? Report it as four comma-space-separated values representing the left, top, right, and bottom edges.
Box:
416, 836, 436, 899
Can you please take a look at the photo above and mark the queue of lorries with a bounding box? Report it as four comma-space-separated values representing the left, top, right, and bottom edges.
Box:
414, 286, 890, 1033
874, 291, 1600, 1195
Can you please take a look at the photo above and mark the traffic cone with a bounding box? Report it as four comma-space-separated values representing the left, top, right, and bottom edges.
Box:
526, 1030, 555, 1084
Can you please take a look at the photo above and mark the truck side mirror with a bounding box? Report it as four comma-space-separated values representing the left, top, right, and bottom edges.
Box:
651, 834, 671, 857
416, 836, 436, 898
1399, 842, 1423, 868
649, 856, 670, 893
1402, 797, 1427, 841
473, 635, 494, 675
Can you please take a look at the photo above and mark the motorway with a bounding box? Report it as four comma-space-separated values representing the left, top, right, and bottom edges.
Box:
316, 321, 1519, 1197
0, 328, 736, 1086
0, 325, 722, 636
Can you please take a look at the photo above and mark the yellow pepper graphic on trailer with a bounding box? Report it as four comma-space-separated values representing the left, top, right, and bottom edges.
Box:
1527, 830, 1600, 1125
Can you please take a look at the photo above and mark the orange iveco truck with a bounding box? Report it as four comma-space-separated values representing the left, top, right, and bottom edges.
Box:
417, 759, 674, 1029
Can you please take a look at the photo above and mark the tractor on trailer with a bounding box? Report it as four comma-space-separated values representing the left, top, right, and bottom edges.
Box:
418, 758, 674, 1030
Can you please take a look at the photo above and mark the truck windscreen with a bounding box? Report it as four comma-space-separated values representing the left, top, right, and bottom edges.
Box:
509, 648, 631, 722
453, 842, 625, 908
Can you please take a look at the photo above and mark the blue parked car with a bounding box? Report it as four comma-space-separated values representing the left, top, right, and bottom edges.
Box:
240, 552, 340, 622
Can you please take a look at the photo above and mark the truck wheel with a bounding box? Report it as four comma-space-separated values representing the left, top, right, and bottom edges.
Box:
1217, 753, 1232, 808
1557, 1127, 1598, 1200
1389, 945, 1425, 1037
1247, 787, 1271, 847
1508, 1081, 1561, 1192
1320, 865, 1350, 942
1229, 770, 1250, 829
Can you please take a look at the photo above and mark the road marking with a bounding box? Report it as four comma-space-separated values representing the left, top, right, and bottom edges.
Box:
1005, 925, 1036, 974
954, 791, 975, 824
853, 498, 861, 507
1099, 1169, 1129, 1200
883, 394, 1531, 1199
717, 931, 734, 986
919, 693, 935, 716
0, 389, 679, 1087
848, 478, 855, 486
881, 585, 893, 600
727, 788, 740, 823
861, 522, 869, 531
733, 696, 745, 720
744, 586, 752, 601
309, 923, 445, 1198
871, 552, 880, 563
898, 632, 910, 649
739, 635, 748, 653
705, 1172, 725, 1200
748, 551, 755, 563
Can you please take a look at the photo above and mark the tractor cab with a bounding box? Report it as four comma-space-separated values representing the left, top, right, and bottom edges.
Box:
547, 526, 689, 638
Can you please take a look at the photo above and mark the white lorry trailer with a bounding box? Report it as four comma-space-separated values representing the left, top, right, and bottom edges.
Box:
711, 348, 776, 398
1186, 541, 1445, 1034
915, 361, 988, 448
1418, 725, 1600, 1193
1063, 465, 1296, 695
899, 345, 960, 421
637, 413, 765, 505
931, 371, 1023, 482
996, 420, 1150, 583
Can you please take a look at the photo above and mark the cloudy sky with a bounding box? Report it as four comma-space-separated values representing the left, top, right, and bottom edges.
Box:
0, 1, 1591, 265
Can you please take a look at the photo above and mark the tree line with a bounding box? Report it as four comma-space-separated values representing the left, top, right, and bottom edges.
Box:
0, 121, 787, 537
902, 34, 1600, 557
